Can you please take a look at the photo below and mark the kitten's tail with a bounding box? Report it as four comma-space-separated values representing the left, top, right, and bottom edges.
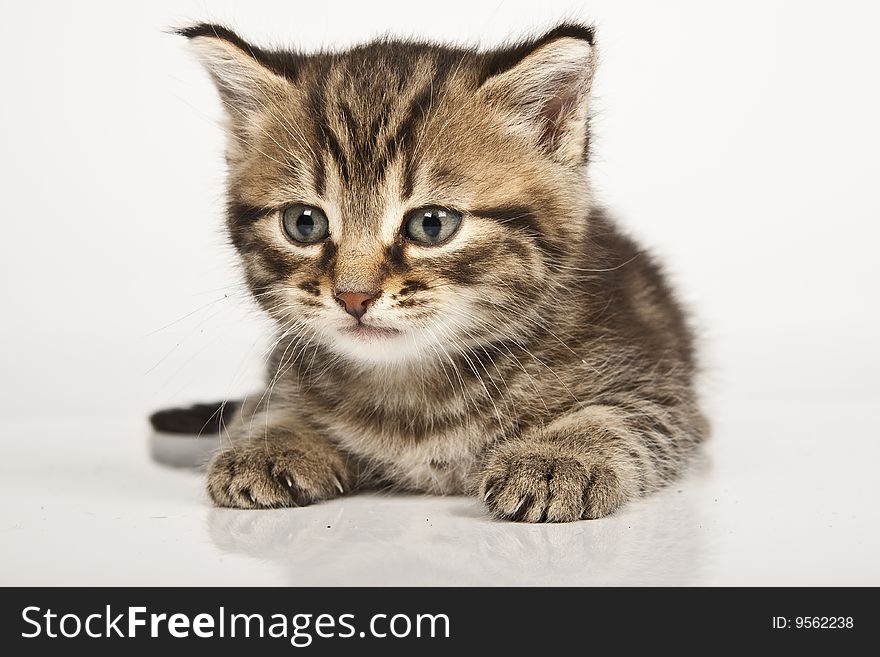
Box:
149, 401, 241, 435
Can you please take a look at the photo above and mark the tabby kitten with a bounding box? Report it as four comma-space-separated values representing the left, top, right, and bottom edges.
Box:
156, 22, 707, 522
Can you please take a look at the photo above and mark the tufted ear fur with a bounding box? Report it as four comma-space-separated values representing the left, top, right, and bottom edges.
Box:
480, 25, 596, 165
178, 24, 293, 128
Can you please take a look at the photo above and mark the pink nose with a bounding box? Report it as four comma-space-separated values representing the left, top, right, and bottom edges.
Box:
334, 290, 379, 319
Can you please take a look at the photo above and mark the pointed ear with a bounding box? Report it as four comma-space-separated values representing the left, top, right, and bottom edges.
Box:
479, 25, 596, 165
177, 23, 292, 122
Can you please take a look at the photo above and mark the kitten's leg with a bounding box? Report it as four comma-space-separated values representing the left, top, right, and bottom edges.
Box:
475, 403, 701, 522
207, 429, 352, 509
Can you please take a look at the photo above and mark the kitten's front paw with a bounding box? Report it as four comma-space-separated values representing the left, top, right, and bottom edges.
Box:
478, 445, 631, 522
207, 444, 349, 509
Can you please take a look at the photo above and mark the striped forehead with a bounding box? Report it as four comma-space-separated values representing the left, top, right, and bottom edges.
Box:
301, 51, 458, 243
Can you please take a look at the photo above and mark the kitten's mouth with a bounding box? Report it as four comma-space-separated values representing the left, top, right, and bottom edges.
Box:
341, 323, 401, 340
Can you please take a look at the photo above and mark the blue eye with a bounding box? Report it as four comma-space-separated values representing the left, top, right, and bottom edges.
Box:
282, 205, 329, 243
404, 207, 462, 244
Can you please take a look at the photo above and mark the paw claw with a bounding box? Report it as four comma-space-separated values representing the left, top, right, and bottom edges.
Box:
207, 444, 350, 509
478, 448, 628, 522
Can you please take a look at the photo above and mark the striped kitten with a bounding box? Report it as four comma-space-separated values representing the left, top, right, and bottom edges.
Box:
159, 22, 707, 522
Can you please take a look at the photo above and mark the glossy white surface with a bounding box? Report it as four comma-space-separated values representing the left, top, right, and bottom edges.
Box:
2, 394, 877, 586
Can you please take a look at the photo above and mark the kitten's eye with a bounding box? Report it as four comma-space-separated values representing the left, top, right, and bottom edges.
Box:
282, 205, 329, 243
404, 207, 462, 245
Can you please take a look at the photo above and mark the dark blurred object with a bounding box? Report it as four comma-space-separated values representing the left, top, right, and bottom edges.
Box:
148, 401, 240, 468
149, 401, 240, 434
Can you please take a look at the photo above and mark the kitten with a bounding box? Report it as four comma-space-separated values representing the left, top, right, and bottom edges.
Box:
153, 22, 707, 522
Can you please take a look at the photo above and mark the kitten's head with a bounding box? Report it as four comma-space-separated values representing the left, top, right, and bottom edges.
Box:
182, 23, 597, 365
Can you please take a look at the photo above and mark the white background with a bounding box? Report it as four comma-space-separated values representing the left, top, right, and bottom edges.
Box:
1, 0, 878, 585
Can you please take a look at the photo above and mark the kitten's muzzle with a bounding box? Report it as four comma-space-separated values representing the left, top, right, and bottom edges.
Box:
334, 290, 380, 320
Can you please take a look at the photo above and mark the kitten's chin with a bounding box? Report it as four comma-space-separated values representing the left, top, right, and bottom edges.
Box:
326, 324, 424, 365
340, 325, 401, 340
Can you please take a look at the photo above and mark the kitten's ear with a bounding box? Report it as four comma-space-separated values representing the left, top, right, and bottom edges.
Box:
177, 23, 290, 120
479, 25, 596, 165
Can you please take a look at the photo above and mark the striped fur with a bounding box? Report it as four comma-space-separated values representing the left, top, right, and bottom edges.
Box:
179, 23, 707, 521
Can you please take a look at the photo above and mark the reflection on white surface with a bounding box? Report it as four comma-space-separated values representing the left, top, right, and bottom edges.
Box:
149, 431, 216, 470
1, 398, 878, 586
206, 487, 705, 586
148, 431, 708, 585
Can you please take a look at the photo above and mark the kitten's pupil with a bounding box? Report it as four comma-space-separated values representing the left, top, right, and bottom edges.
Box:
422, 212, 442, 239
297, 211, 315, 237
